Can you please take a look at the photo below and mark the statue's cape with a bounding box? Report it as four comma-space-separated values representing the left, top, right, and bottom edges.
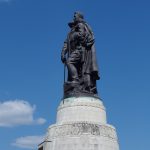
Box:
83, 22, 100, 80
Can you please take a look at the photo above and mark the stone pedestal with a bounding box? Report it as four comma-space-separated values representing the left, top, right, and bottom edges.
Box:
38, 97, 119, 150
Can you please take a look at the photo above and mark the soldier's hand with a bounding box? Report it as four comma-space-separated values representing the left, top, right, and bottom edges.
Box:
61, 57, 66, 64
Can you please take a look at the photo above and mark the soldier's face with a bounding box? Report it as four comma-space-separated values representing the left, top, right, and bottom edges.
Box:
74, 13, 80, 22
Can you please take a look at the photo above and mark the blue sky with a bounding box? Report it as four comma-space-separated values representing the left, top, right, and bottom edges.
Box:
0, 0, 150, 149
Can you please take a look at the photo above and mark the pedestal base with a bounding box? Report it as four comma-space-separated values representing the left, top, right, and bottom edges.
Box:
38, 97, 119, 150
39, 122, 119, 150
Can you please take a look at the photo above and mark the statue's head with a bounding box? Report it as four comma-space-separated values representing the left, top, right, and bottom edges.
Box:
68, 11, 84, 28
74, 11, 84, 22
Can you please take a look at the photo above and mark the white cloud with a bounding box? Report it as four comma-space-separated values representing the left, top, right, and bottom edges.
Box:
0, 100, 46, 127
36, 118, 47, 125
12, 135, 45, 149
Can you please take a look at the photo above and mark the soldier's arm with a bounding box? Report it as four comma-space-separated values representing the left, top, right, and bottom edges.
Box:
86, 34, 95, 48
84, 24, 95, 48
61, 40, 68, 63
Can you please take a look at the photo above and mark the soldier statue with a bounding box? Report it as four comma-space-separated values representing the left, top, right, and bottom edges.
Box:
61, 12, 100, 97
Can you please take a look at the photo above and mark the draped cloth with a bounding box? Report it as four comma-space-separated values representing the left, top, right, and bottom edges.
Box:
82, 22, 100, 81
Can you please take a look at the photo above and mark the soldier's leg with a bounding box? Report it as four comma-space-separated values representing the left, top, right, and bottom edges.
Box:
66, 50, 81, 82
66, 62, 78, 81
66, 59, 79, 82
83, 74, 91, 91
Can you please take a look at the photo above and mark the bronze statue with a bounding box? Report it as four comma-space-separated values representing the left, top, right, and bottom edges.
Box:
61, 12, 100, 98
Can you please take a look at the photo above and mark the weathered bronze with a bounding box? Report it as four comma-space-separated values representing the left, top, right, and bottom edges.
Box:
61, 12, 100, 98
